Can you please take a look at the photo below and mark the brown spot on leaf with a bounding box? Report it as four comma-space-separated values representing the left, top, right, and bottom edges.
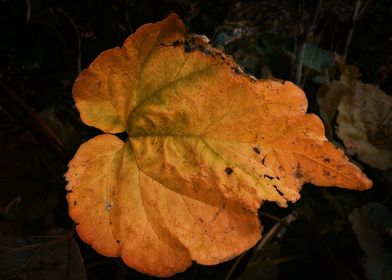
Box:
261, 156, 266, 166
232, 67, 241, 75
295, 164, 303, 179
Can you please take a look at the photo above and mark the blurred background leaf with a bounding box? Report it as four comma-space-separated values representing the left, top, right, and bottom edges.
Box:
349, 203, 392, 280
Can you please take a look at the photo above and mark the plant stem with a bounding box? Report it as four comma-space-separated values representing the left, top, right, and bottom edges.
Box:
0, 81, 69, 162
343, 0, 372, 61
224, 212, 297, 280
295, 40, 306, 86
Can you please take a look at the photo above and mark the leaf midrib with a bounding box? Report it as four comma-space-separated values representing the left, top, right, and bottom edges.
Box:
128, 134, 363, 186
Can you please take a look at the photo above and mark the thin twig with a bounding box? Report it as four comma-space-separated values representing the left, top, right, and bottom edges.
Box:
56, 8, 82, 73
270, 254, 300, 265
294, 0, 306, 86
25, 0, 31, 23
27, 7, 82, 73
256, 219, 284, 251
294, 0, 324, 86
224, 248, 249, 280
0, 81, 69, 162
261, 212, 299, 236
294, 0, 323, 87
294, 41, 306, 86
343, 0, 372, 61
225, 212, 297, 280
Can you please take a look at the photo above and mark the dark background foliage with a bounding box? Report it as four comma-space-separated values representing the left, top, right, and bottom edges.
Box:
1, 0, 391, 279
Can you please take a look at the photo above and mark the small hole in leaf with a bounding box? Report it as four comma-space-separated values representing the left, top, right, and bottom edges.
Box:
115, 131, 128, 141
273, 185, 284, 196
105, 201, 112, 211
171, 40, 181, 47
253, 147, 260, 154
184, 42, 194, 53
225, 167, 233, 175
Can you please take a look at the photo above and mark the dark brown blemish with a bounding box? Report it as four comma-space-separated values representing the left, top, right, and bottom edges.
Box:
231, 67, 241, 75
273, 185, 284, 196
261, 155, 266, 166
264, 174, 273, 180
295, 165, 303, 179
73, 201, 77, 206
253, 147, 260, 154
225, 167, 233, 175
169, 40, 182, 47
323, 158, 331, 163
116, 240, 120, 244
184, 41, 194, 53
190, 182, 199, 194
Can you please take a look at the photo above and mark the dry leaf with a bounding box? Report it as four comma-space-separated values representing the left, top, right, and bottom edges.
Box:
317, 54, 360, 136
336, 69, 392, 170
349, 203, 392, 280
0, 236, 86, 280
65, 14, 372, 277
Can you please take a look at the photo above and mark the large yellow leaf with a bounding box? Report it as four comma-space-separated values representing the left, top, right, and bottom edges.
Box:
66, 14, 372, 277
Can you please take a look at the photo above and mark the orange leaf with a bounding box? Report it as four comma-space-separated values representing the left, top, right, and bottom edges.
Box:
66, 13, 372, 277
